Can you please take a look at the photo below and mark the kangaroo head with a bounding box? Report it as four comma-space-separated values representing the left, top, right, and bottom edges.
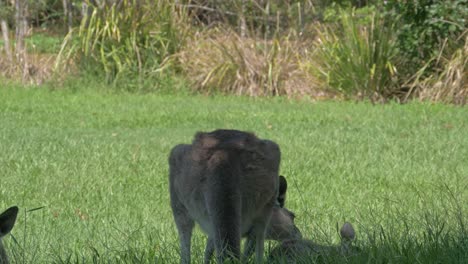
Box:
268, 222, 358, 263
339, 222, 357, 255
266, 176, 302, 241
0, 206, 18, 239
0, 206, 19, 264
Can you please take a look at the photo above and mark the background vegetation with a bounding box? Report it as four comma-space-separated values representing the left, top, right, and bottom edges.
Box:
0, 0, 466, 103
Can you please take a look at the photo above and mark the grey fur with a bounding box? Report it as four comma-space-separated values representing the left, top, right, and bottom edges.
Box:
0, 206, 18, 264
268, 222, 359, 263
169, 129, 301, 263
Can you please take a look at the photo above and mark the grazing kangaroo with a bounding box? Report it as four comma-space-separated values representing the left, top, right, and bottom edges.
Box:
0, 206, 19, 264
169, 129, 301, 264
268, 222, 358, 263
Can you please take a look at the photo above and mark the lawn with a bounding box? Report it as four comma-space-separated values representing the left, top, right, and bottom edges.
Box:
0, 87, 467, 263
0, 32, 63, 54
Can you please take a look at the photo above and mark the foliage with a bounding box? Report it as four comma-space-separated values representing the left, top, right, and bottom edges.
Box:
56, 0, 189, 91
181, 0, 318, 36
309, 8, 399, 102
323, 3, 376, 23
0, 0, 66, 26
0, 1, 13, 21
317, 0, 378, 8
385, 0, 468, 76
2, 0, 466, 104
180, 0, 378, 35
28, 0, 61, 25
407, 31, 467, 105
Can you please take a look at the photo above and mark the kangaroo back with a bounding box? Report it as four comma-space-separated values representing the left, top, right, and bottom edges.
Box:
169, 129, 283, 263
204, 144, 244, 260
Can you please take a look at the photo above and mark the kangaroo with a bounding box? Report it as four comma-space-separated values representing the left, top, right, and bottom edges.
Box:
169, 129, 301, 264
203, 176, 302, 263
0, 206, 19, 264
268, 222, 358, 263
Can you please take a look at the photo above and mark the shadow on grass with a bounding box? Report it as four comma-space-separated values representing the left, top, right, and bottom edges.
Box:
268, 184, 468, 264
267, 226, 468, 264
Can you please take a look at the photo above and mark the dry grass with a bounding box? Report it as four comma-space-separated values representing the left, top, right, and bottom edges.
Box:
176, 28, 326, 98
406, 32, 468, 105
0, 53, 56, 85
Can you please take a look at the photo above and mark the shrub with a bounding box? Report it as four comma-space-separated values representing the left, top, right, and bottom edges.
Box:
181, 0, 318, 37
56, 0, 189, 91
385, 0, 467, 77
308, 8, 399, 102
407, 32, 467, 105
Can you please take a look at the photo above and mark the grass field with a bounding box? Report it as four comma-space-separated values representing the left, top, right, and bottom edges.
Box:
0, 86, 467, 263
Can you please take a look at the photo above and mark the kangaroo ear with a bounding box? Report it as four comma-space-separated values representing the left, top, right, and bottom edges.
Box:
278, 176, 288, 207
0, 206, 19, 238
340, 222, 355, 241
279, 176, 288, 194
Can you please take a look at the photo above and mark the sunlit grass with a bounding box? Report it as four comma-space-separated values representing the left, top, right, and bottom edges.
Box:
0, 86, 467, 263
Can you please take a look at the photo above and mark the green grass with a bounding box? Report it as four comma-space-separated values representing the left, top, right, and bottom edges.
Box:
25, 33, 63, 54
0, 33, 63, 54
0, 86, 467, 263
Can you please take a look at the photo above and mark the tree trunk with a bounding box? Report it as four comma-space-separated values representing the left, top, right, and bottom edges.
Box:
239, 0, 247, 38
63, 0, 68, 31
62, 0, 73, 33
15, 0, 24, 56
15, 0, 29, 80
1, 19, 12, 62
